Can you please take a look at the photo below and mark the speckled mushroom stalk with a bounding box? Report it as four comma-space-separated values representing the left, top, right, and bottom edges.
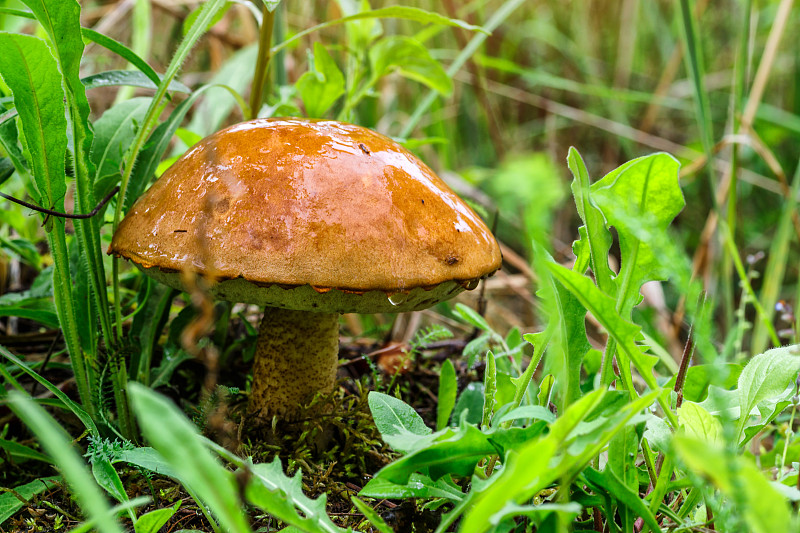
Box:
249, 308, 339, 419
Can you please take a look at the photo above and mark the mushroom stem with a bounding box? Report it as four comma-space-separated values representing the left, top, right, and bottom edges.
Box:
249, 307, 340, 419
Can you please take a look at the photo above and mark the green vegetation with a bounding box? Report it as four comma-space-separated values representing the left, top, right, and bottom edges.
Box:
1, 0, 799, 531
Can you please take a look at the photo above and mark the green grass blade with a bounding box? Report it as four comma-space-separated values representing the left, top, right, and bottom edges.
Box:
400, 0, 526, 138
111, 0, 228, 342
0, 32, 94, 415
271, 6, 486, 57
7, 392, 124, 533
0, 344, 97, 433
750, 159, 800, 353
21, 0, 116, 352
676, 0, 714, 157
81, 28, 162, 88
128, 383, 252, 533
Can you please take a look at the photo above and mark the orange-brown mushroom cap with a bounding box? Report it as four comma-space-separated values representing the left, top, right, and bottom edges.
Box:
110, 118, 501, 313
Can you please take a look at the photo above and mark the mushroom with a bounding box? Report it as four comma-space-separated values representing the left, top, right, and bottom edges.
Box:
110, 118, 501, 420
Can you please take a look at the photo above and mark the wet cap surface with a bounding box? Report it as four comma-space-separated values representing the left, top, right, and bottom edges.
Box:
110, 118, 502, 307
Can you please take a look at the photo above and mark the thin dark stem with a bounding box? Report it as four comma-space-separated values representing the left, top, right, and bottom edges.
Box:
0, 185, 119, 220
674, 322, 694, 410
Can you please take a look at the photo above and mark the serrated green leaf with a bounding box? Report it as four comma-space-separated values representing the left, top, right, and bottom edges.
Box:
245, 458, 346, 533
460, 389, 660, 532
537, 245, 591, 411
546, 262, 658, 393
590, 153, 684, 312
368, 36, 452, 96
567, 147, 614, 295
297, 42, 345, 118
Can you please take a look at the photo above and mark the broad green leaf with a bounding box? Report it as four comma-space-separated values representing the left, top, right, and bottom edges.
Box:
677, 401, 722, 446
297, 42, 345, 118
245, 458, 346, 533
436, 359, 457, 430
128, 384, 252, 533
134, 502, 180, 533
737, 345, 800, 441
496, 405, 556, 425
116, 447, 180, 480
590, 153, 684, 313
0, 297, 58, 328
91, 455, 128, 504
607, 424, 641, 531
7, 393, 123, 533
673, 435, 793, 533
186, 45, 256, 137
453, 303, 492, 332
452, 382, 485, 425
0, 476, 59, 525
372, 420, 545, 484
0, 438, 50, 463
0, 33, 67, 207
22, 0, 116, 404
567, 147, 614, 295
482, 351, 497, 426
664, 363, 742, 403
368, 36, 452, 96
0, 235, 41, 269
91, 97, 151, 197
334, 0, 383, 51
479, 502, 582, 528
368, 391, 431, 444
360, 473, 464, 501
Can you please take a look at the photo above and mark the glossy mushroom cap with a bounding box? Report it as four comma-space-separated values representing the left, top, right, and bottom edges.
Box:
109, 118, 501, 313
